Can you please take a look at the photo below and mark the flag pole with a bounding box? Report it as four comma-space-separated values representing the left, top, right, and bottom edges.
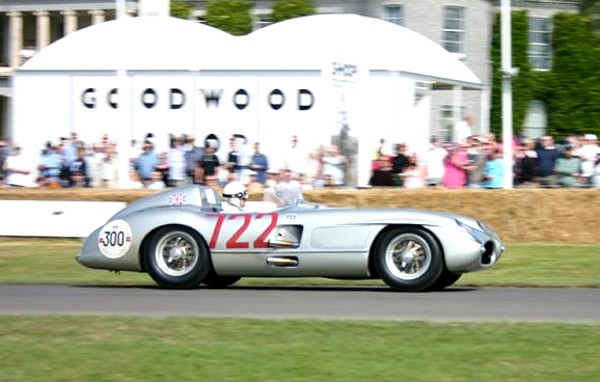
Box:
501, 0, 515, 189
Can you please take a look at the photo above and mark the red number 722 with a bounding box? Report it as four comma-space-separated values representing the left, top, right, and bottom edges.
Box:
207, 212, 278, 249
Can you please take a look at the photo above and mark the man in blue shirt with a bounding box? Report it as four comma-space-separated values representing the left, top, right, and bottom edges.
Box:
135, 140, 159, 187
38, 142, 62, 186
536, 136, 560, 187
248, 142, 269, 184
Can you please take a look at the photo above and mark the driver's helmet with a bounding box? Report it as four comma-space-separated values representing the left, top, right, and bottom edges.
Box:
223, 181, 248, 208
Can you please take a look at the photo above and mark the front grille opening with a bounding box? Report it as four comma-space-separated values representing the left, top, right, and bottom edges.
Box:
481, 241, 495, 265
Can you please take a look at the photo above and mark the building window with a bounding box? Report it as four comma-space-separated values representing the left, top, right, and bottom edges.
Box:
442, 6, 465, 54
256, 14, 271, 29
440, 105, 466, 142
384, 5, 404, 26
440, 105, 455, 142
524, 100, 547, 138
529, 17, 552, 70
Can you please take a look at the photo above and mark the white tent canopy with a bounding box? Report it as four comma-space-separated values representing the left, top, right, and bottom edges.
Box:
22, 14, 481, 89
22, 16, 235, 71
14, 14, 481, 187
239, 14, 481, 88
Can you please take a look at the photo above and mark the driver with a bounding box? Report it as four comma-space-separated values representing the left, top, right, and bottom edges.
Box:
222, 181, 249, 212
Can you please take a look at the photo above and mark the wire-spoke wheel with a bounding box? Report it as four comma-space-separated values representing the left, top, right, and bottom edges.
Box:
202, 271, 241, 288
375, 227, 443, 291
145, 226, 210, 289
428, 268, 462, 291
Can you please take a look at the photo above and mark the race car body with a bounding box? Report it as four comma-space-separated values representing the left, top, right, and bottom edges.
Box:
76, 185, 504, 291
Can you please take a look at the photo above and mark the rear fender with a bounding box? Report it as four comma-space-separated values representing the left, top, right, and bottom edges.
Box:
110, 207, 213, 270
139, 223, 211, 273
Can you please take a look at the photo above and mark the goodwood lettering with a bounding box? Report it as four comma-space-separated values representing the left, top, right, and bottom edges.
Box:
81, 88, 314, 111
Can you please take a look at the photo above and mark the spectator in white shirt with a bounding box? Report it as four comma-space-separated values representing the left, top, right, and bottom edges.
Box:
425, 137, 448, 187
575, 134, 600, 186
3, 146, 35, 187
167, 136, 187, 188
285, 135, 309, 178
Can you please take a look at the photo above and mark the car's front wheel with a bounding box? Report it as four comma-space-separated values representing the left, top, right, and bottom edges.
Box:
145, 226, 210, 289
374, 227, 443, 291
428, 268, 462, 291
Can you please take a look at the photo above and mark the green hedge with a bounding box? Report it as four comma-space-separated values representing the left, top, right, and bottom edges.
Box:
490, 11, 600, 139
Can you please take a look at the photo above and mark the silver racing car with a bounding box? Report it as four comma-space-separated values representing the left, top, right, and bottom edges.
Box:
76, 185, 504, 291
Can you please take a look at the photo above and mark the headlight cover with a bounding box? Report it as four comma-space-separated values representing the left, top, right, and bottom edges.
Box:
455, 218, 489, 244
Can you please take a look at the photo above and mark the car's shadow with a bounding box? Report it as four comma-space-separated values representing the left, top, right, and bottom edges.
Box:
71, 283, 478, 293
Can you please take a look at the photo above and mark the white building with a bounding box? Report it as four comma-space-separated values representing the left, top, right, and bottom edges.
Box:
12, 13, 480, 186
0, 0, 581, 186
1, 1, 583, 142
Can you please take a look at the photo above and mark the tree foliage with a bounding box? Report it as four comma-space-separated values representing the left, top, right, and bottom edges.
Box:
580, 0, 600, 41
170, 1, 192, 19
490, 11, 532, 138
490, 13, 503, 138
271, 0, 316, 23
205, 0, 253, 36
547, 12, 600, 137
490, 10, 600, 140
510, 11, 533, 136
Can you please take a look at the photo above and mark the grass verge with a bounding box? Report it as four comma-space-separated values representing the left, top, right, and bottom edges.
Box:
1, 316, 599, 382
0, 237, 599, 288
1, 238, 599, 382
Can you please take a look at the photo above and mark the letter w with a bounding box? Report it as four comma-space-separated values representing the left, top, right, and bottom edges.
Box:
200, 89, 224, 108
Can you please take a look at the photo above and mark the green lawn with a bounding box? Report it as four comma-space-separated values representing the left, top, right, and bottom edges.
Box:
1, 238, 599, 382
0, 237, 599, 288
1, 317, 598, 382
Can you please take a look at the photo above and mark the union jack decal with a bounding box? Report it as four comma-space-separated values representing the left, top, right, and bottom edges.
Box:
169, 193, 186, 205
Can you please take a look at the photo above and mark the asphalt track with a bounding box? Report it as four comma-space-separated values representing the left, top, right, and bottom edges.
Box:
1, 284, 599, 323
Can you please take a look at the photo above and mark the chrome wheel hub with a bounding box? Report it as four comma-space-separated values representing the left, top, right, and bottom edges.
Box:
155, 231, 198, 277
385, 234, 431, 280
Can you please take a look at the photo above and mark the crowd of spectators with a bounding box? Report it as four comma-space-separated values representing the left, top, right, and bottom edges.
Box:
370, 132, 600, 189
1, 130, 599, 191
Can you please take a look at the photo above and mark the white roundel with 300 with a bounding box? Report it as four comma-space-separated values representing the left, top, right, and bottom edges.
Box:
98, 219, 133, 259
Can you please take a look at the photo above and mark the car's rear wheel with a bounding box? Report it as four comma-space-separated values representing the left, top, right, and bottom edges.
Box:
145, 226, 210, 289
374, 227, 443, 291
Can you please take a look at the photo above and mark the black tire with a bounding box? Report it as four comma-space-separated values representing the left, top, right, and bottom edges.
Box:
202, 271, 241, 288
145, 226, 210, 289
427, 268, 462, 291
374, 227, 444, 291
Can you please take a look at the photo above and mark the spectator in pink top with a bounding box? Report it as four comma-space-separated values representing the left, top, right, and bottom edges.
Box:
442, 143, 469, 188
